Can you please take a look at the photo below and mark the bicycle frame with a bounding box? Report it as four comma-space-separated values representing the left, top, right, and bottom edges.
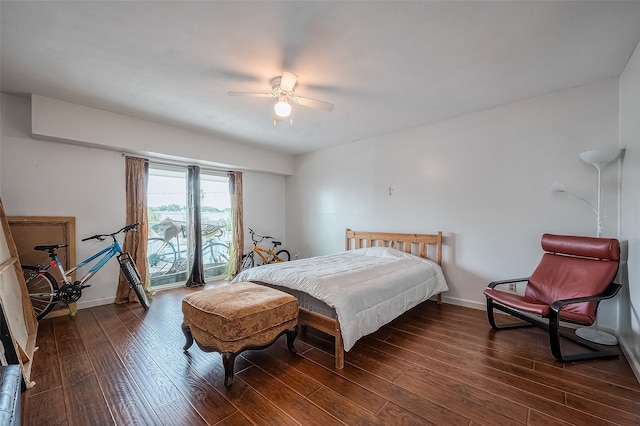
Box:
38, 240, 123, 287
252, 245, 279, 264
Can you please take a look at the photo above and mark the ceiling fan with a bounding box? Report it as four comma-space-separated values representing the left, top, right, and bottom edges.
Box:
228, 71, 334, 121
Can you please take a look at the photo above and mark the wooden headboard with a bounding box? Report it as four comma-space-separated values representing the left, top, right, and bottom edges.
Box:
345, 229, 442, 266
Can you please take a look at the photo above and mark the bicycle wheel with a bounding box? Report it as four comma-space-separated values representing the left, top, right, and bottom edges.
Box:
274, 249, 291, 262
147, 238, 176, 276
241, 252, 254, 270
203, 242, 230, 278
118, 253, 150, 310
205, 242, 230, 265
22, 265, 59, 321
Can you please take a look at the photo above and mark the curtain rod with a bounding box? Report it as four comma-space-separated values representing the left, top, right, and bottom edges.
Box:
121, 152, 236, 174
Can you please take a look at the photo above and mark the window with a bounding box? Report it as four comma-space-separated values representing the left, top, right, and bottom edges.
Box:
200, 172, 231, 279
146, 165, 230, 287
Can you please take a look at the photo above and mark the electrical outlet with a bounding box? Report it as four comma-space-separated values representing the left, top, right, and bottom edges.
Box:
508, 283, 517, 292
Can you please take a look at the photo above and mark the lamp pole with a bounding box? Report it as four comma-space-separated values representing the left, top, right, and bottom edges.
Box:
574, 148, 623, 345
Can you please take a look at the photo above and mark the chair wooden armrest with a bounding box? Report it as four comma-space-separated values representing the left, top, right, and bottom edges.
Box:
487, 277, 530, 289
550, 282, 622, 316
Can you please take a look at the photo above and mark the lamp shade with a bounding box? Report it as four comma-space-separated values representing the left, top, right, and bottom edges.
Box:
579, 148, 624, 171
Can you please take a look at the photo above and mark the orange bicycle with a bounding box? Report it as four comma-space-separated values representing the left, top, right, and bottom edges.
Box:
241, 228, 290, 269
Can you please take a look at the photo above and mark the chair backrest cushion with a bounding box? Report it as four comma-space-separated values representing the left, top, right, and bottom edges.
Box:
525, 234, 620, 325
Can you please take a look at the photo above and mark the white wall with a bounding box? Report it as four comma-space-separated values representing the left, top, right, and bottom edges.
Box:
620, 40, 640, 378
30, 95, 293, 176
0, 93, 287, 309
243, 169, 287, 250
2, 94, 126, 307
287, 79, 621, 321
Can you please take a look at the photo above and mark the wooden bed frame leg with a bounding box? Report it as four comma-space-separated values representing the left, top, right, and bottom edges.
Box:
335, 332, 345, 369
437, 293, 442, 304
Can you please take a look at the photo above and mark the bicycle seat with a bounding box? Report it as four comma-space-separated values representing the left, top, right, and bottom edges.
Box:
272, 241, 282, 247
34, 244, 68, 252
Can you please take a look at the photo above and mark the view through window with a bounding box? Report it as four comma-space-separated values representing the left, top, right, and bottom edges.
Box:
147, 166, 230, 287
200, 173, 232, 279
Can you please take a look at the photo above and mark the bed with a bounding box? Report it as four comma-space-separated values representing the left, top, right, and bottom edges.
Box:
231, 229, 447, 368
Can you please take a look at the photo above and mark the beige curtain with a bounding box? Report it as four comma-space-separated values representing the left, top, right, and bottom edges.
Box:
227, 171, 244, 279
116, 156, 150, 304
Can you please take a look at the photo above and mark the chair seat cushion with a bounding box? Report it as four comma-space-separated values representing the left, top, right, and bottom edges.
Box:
483, 289, 550, 316
484, 288, 595, 325
182, 282, 298, 342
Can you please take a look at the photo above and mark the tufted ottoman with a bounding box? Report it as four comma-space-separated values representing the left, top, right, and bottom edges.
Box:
181, 282, 299, 387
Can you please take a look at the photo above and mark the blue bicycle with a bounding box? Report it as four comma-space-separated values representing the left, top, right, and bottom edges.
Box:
22, 223, 150, 320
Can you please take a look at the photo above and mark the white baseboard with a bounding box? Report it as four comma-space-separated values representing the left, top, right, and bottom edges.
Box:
619, 336, 640, 384
440, 296, 486, 311
76, 296, 116, 311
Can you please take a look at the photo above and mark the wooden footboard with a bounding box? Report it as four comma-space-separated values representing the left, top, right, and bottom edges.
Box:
298, 308, 345, 369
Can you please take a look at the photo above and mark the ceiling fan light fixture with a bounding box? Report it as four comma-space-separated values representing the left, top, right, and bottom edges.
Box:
229, 71, 333, 119
274, 99, 292, 118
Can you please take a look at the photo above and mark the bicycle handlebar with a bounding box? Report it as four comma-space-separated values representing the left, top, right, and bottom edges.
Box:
121, 223, 140, 233
248, 227, 276, 243
82, 223, 140, 242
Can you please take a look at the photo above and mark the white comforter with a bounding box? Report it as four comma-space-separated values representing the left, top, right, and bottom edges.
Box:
231, 247, 448, 351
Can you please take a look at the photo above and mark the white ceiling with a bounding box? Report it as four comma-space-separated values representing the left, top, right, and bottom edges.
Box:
2, 1, 640, 156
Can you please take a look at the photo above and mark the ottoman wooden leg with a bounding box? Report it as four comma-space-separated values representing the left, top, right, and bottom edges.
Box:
221, 352, 238, 388
181, 323, 194, 351
286, 325, 299, 354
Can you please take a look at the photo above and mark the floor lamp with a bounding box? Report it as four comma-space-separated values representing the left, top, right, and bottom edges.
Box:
553, 147, 623, 345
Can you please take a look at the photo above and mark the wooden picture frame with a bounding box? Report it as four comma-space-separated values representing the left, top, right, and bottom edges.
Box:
8, 216, 76, 318
0, 200, 38, 387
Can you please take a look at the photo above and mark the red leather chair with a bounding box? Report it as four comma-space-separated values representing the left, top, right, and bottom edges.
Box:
483, 234, 621, 362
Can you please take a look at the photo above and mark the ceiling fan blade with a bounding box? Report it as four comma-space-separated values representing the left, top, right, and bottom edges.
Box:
227, 91, 274, 98
280, 72, 298, 92
293, 96, 334, 112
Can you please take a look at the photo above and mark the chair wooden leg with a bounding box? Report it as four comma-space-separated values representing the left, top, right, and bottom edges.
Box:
548, 313, 563, 361
486, 299, 499, 329
486, 299, 534, 330
548, 312, 619, 363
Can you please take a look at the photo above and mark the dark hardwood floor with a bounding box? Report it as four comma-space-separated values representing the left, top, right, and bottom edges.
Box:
22, 284, 640, 425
